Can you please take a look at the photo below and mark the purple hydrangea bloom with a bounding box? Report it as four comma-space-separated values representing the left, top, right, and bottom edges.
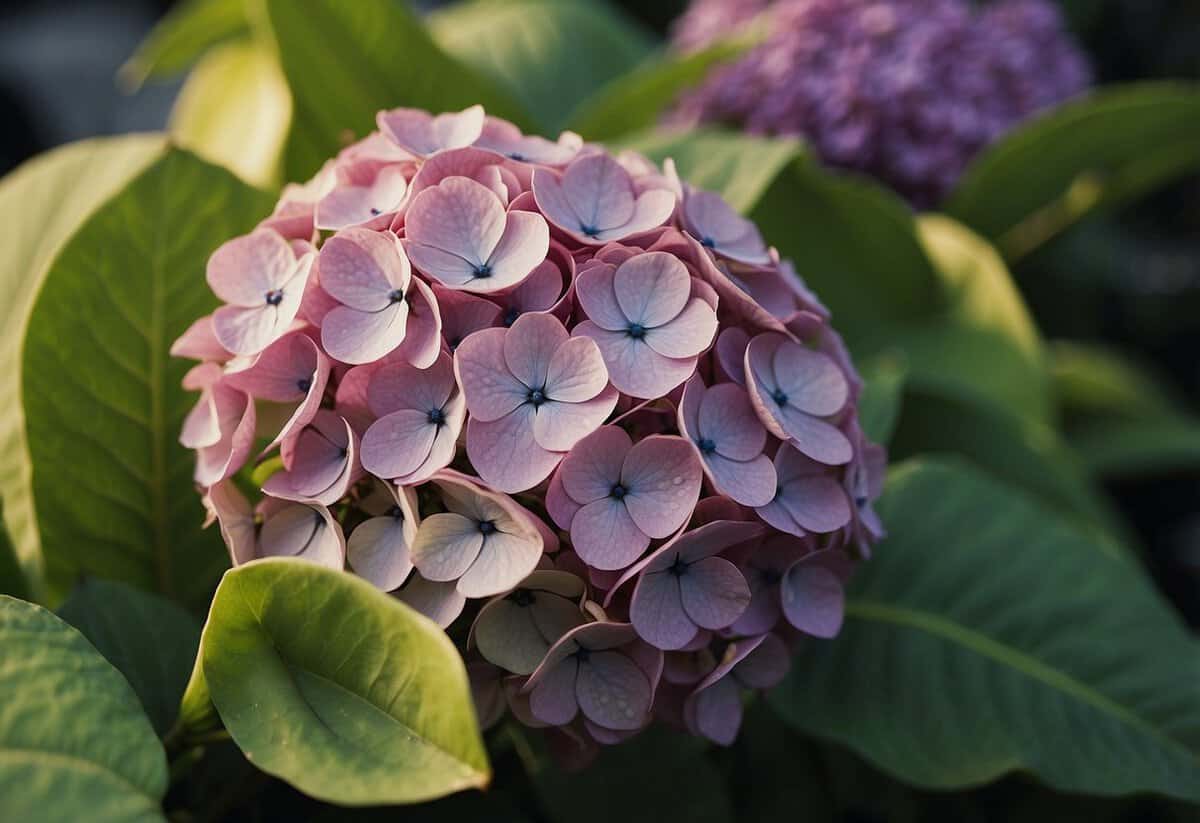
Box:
669, 0, 1092, 206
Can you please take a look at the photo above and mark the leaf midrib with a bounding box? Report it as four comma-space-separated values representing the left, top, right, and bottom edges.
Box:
846, 598, 1199, 765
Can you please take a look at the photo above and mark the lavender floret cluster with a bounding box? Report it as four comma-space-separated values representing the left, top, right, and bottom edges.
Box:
669, 0, 1092, 206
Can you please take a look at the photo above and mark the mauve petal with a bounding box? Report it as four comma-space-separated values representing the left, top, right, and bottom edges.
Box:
410, 512, 485, 582
780, 475, 852, 534
531, 168, 583, 234
473, 598, 555, 675
263, 414, 356, 506
360, 409, 437, 480
437, 285, 502, 346
195, 384, 256, 486
392, 395, 464, 486
562, 154, 635, 234
630, 571, 696, 651
730, 575, 782, 636
776, 406, 854, 466
575, 322, 697, 399
698, 383, 766, 461
733, 632, 790, 690
507, 257, 562, 314
405, 175, 506, 270
570, 497, 648, 571
544, 336, 608, 403
476, 117, 580, 165
260, 502, 345, 570
772, 343, 849, 417
206, 228, 295, 306
546, 467, 582, 530
574, 266, 628, 334
467, 406, 564, 493
755, 496, 803, 538
391, 277, 442, 369
686, 675, 742, 746
781, 559, 845, 638
224, 330, 320, 402
204, 481, 257, 566
369, 350, 456, 416
347, 515, 414, 591
314, 164, 408, 230
643, 298, 718, 359
320, 302, 409, 365
529, 658, 580, 726
504, 312, 567, 390
378, 104, 483, 157
395, 574, 465, 628
714, 327, 749, 386
483, 210, 550, 292
677, 374, 704, 439
608, 188, 675, 240
319, 228, 409, 311
620, 435, 703, 539
654, 520, 765, 569
613, 252, 691, 329
576, 651, 652, 731
684, 190, 769, 265
457, 529, 543, 599
702, 452, 777, 507
454, 327, 527, 421
533, 387, 618, 453
679, 556, 750, 631
558, 425, 631, 503
405, 243, 479, 288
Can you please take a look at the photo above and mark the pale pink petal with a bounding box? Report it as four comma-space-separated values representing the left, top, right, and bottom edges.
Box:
644, 298, 718, 359
630, 572, 695, 650
702, 452, 777, 508
683, 189, 769, 265
262, 413, 357, 506
457, 530, 543, 598
407, 146, 511, 200
612, 189, 676, 241
467, 406, 564, 493
533, 387, 617, 452
213, 297, 296, 358
318, 228, 409, 311
714, 327, 749, 385
505, 257, 563, 317
562, 154, 635, 233
436, 286, 502, 348
347, 514, 415, 591
259, 502, 345, 570
180, 389, 220, 449
206, 228, 295, 306
368, 349, 456, 416
392, 393, 465, 486
203, 480, 257, 566
546, 467, 581, 530
476, 117, 580, 165
697, 383, 766, 461
483, 210, 550, 292
454, 327, 528, 422
772, 343, 849, 417
404, 243, 480, 288
612, 252, 690, 328
574, 322, 697, 399
224, 330, 322, 402
544, 336, 609, 403
390, 276, 442, 369
504, 312, 568, 389
314, 164, 408, 230
320, 302, 409, 365
360, 409, 437, 480
620, 435, 703, 539
377, 104, 484, 157
531, 168, 584, 236
570, 498, 648, 571
575, 651, 651, 731
559, 425, 632, 504
405, 176, 506, 279
573, 263, 626, 331
781, 559, 844, 638
678, 556, 750, 631
171, 315, 229, 361
410, 512, 485, 582
195, 384, 256, 486
394, 573, 465, 628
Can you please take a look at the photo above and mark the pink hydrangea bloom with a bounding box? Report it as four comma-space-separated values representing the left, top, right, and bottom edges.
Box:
176, 105, 884, 754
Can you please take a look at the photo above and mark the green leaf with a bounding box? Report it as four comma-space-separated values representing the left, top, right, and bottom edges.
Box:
769, 459, 1200, 800
566, 36, 752, 141
58, 579, 201, 736
262, 0, 534, 182
857, 353, 907, 447
1051, 340, 1182, 423
118, 0, 249, 90
1072, 420, 1200, 480
0, 135, 168, 601
21, 148, 274, 607
170, 38, 292, 188
534, 727, 733, 823
947, 83, 1200, 260
197, 558, 489, 805
0, 504, 26, 600
0, 595, 167, 822
430, 0, 655, 134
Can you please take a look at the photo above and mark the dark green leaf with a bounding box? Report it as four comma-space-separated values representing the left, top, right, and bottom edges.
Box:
856, 353, 906, 447
118, 0, 249, 89
0, 135, 168, 602
946, 83, 1200, 260
58, 579, 201, 735
0, 504, 26, 600
0, 595, 168, 822
22, 148, 273, 607
430, 0, 655, 134
263, 0, 534, 182
195, 558, 489, 805
770, 459, 1200, 800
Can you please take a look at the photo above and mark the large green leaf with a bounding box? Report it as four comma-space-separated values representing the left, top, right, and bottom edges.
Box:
194, 558, 489, 805
430, 0, 654, 134
58, 579, 201, 736
947, 84, 1200, 260
21, 148, 273, 607
262, 0, 534, 182
566, 36, 752, 142
856, 353, 907, 447
118, 0, 249, 89
0, 505, 26, 600
170, 38, 292, 189
0, 135, 168, 600
769, 459, 1200, 800
1072, 420, 1200, 480
0, 595, 167, 822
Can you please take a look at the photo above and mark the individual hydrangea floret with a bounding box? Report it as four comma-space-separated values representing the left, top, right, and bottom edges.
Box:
175, 104, 885, 756
667, 0, 1092, 206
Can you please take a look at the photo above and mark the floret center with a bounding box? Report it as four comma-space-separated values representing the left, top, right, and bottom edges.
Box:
627, 322, 647, 340
478, 520, 497, 535
697, 437, 717, 455
473, 263, 493, 279
609, 483, 628, 500
296, 377, 312, 393
264, 289, 284, 306
527, 388, 547, 407
388, 288, 406, 304
510, 588, 536, 607
427, 407, 446, 425
771, 388, 789, 406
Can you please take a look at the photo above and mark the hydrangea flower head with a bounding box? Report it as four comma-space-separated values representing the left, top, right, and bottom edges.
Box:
176, 105, 884, 754
668, 0, 1092, 206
